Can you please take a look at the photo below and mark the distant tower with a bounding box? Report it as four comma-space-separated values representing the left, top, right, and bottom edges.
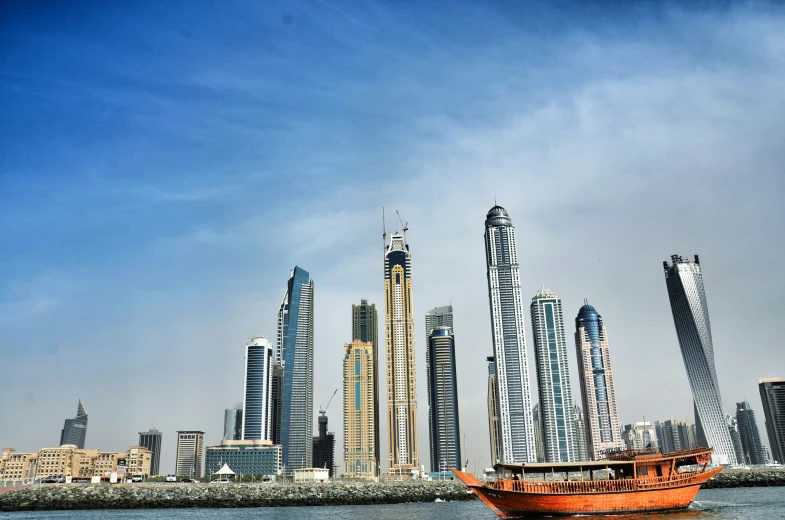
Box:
736, 401, 765, 465
487, 356, 503, 465
224, 406, 243, 441
60, 400, 88, 449
426, 326, 461, 474
484, 205, 536, 463
574, 301, 623, 460
530, 288, 577, 463
532, 404, 545, 463
312, 414, 335, 477
278, 267, 315, 474
573, 405, 589, 462
725, 413, 745, 465
138, 428, 162, 476
759, 378, 785, 464
242, 337, 274, 441
664, 255, 737, 465
384, 227, 419, 475
352, 300, 379, 476
425, 305, 454, 336
175, 431, 204, 478
343, 340, 376, 478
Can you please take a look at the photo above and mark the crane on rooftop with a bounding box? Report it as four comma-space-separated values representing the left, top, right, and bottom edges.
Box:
319, 389, 338, 417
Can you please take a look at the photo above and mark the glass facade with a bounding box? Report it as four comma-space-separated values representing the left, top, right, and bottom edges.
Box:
138, 428, 162, 476
530, 289, 577, 463
426, 326, 461, 473
205, 443, 281, 478
60, 400, 88, 449
484, 206, 536, 464
759, 378, 785, 464
242, 337, 273, 441
279, 266, 315, 474
664, 255, 737, 465
736, 401, 765, 465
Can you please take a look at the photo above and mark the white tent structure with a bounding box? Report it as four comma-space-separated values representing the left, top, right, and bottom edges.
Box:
213, 464, 236, 479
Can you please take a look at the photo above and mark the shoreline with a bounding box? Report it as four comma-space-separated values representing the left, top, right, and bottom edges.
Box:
1, 471, 783, 512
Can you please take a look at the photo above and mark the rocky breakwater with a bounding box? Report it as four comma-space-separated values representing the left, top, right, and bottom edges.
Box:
703, 469, 785, 489
0, 480, 476, 512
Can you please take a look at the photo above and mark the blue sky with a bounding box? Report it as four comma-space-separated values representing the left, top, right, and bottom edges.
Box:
2, 1, 784, 473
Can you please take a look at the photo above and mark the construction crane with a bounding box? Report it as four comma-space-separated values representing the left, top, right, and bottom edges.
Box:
319, 389, 338, 417
396, 210, 408, 234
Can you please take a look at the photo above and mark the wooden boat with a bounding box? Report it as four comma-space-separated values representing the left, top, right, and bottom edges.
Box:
452, 447, 722, 518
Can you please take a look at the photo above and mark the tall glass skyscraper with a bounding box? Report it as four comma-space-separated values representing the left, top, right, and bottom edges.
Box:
759, 378, 785, 464
60, 400, 88, 449
530, 288, 577, 463
664, 255, 737, 465
384, 231, 419, 475
484, 205, 536, 463
426, 326, 461, 474
351, 299, 379, 476
242, 337, 274, 441
736, 401, 765, 465
224, 406, 243, 441
138, 428, 162, 476
278, 267, 315, 473
574, 301, 623, 460
487, 356, 502, 465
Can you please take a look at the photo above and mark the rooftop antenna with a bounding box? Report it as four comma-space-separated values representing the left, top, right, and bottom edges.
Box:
395, 210, 408, 239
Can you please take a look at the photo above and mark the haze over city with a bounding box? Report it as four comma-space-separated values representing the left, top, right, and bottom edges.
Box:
1, 1, 784, 476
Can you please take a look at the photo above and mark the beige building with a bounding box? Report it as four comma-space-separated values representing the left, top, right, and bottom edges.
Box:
343, 340, 377, 479
0, 449, 36, 479
383, 231, 419, 476
126, 446, 153, 477
93, 451, 125, 477
34, 445, 99, 478
293, 467, 329, 482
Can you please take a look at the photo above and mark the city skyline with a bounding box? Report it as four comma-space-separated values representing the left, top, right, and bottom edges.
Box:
2, 2, 784, 477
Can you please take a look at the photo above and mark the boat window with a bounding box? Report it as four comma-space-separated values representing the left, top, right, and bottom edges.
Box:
637, 466, 648, 476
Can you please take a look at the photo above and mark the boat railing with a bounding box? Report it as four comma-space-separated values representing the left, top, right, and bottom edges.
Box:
490, 470, 702, 494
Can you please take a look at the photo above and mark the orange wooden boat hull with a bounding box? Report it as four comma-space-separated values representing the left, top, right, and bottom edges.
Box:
452, 468, 722, 518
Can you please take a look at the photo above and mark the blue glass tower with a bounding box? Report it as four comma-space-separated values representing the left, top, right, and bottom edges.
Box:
60, 400, 88, 449
278, 266, 315, 473
242, 337, 274, 441
426, 326, 461, 474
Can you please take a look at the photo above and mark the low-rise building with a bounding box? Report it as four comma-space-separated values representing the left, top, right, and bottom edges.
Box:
293, 467, 329, 482
204, 440, 281, 479
126, 446, 153, 477
93, 452, 125, 477
0, 449, 36, 479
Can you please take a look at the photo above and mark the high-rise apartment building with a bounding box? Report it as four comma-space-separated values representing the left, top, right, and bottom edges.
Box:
312, 414, 335, 477
530, 288, 577, 463
343, 340, 376, 479
621, 422, 657, 450
658, 420, 683, 453
223, 407, 243, 441
573, 405, 589, 461
383, 230, 419, 475
138, 428, 162, 476
426, 326, 461, 474
175, 431, 204, 478
60, 400, 88, 449
725, 413, 745, 465
532, 404, 545, 463
351, 300, 379, 476
736, 401, 765, 465
759, 378, 785, 465
484, 205, 536, 463
487, 356, 503, 465
270, 362, 284, 445
278, 267, 315, 474
242, 337, 274, 441
679, 421, 697, 450
425, 305, 453, 336
663, 255, 737, 465
574, 301, 623, 460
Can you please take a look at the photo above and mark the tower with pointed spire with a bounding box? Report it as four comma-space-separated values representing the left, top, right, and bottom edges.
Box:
60, 400, 88, 449
384, 226, 419, 476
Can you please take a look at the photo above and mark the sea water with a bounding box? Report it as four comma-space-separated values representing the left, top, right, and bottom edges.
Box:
0, 487, 782, 519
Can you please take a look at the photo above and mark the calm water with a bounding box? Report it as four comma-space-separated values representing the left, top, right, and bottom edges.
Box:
0, 488, 782, 519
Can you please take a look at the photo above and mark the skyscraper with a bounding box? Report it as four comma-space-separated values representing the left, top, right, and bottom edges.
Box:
270, 362, 284, 446
343, 340, 376, 479
426, 326, 461, 474
530, 288, 577, 463
278, 267, 315, 473
663, 255, 737, 465
574, 301, 623, 460
60, 400, 88, 449
223, 406, 243, 441
351, 300, 379, 476
384, 230, 419, 475
658, 420, 683, 453
725, 413, 745, 465
573, 405, 589, 462
425, 305, 453, 336
484, 205, 536, 463
759, 378, 785, 464
487, 356, 503, 465
532, 404, 545, 463
242, 337, 274, 441
312, 413, 335, 477
175, 431, 204, 478
736, 401, 765, 465
138, 428, 162, 476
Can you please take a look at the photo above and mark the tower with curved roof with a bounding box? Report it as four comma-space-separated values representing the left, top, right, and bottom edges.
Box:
484, 205, 536, 463
575, 301, 623, 460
